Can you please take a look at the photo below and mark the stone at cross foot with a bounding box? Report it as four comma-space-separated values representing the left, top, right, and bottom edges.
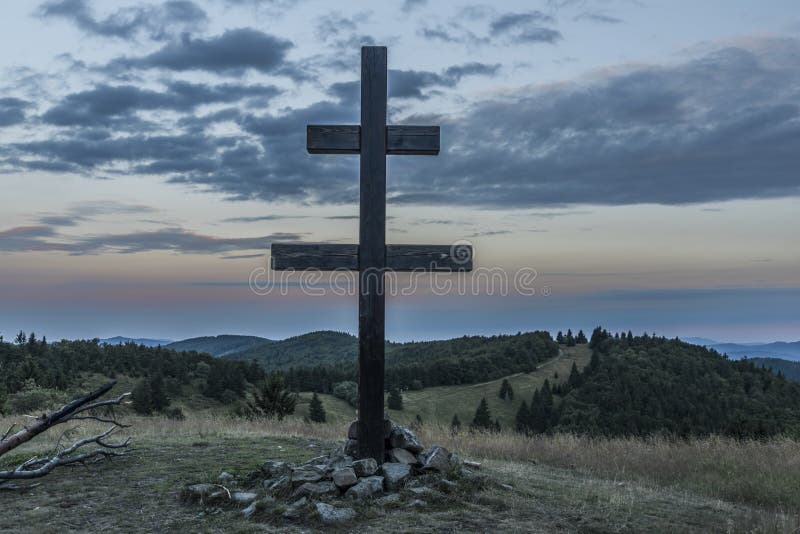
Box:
270, 46, 474, 463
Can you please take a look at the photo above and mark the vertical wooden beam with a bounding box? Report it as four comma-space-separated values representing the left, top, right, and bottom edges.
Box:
358, 46, 387, 463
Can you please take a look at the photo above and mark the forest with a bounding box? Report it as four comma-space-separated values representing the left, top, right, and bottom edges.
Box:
510, 328, 800, 438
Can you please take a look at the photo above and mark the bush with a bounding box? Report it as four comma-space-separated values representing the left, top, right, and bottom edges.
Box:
7, 386, 68, 414
332, 381, 358, 408
163, 407, 185, 420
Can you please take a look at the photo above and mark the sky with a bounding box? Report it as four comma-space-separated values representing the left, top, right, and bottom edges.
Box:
0, 0, 798, 343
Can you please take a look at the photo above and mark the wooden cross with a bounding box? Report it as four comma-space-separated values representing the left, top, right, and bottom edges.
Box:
270, 46, 473, 463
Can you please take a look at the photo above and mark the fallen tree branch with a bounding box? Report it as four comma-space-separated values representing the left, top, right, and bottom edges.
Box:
0, 382, 132, 489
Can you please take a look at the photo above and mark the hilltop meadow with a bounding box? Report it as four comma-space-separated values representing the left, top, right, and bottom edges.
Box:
2, 330, 800, 531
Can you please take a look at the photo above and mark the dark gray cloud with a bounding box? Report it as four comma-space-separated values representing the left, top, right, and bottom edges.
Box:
420, 10, 561, 46
107, 28, 296, 76
389, 63, 500, 100
38, 0, 207, 41
6, 40, 800, 208
42, 81, 281, 126
0, 223, 300, 255
0, 98, 32, 127
489, 11, 562, 43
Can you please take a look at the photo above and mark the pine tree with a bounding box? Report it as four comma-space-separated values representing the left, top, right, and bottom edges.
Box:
498, 378, 513, 401
451, 413, 461, 433
589, 350, 600, 371
387, 388, 404, 410
248, 373, 298, 420
556, 331, 564, 344
15, 331, 26, 345
132, 378, 154, 415
568, 361, 581, 389
471, 397, 493, 431
308, 392, 326, 423
576, 330, 588, 344
149, 372, 170, 412
566, 329, 576, 347
515, 400, 530, 432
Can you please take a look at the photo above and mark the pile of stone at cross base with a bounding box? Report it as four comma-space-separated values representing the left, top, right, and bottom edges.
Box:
184, 419, 484, 526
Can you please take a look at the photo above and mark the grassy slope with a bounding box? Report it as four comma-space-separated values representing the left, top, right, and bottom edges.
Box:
386, 344, 592, 430
1, 416, 796, 533
290, 344, 591, 430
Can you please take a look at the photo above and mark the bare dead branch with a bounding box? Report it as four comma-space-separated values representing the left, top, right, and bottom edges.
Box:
0, 382, 132, 488
0, 382, 125, 457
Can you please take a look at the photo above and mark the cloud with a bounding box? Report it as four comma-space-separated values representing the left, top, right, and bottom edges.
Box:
402, 0, 427, 12
34, 201, 159, 227
419, 9, 561, 46
574, 12, 624, 24
389, 63, 500, 100
42, 81, 281, 126
386, 41, 800, 207
38, 0, 207, 41
107, 28, 296, 76
489, 11, 562, 44
0, 223, 301, 255
7, 39, 800, 209
0, 98, 32, 127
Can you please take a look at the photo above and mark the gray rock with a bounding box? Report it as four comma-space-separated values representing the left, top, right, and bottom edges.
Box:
291, 467, 324, 485
241, 502, 257, 518
463, 460, 481, 469
326, 454, 354, 471
268, 475, 291, 496
345, 476, 384, 500
422, 446, 452, 472
387, 447, 418, 464
218, 471, 235, 483
408, 486, 434, 496
316, 502, 357, 525
344, 439, 359, 457
231, 492, 258, 505
352, 458, 378, 477
304, 455, 329, 466
407, 499, 427, 507
293, 481, 337, 498
348, 419, 393, 440
261, 460, 291, 479
389, 426, 424, 453
500, 483, 514, 491
332, 467, 358, 490
282, 497, 307, 520
381, 463, 411, 491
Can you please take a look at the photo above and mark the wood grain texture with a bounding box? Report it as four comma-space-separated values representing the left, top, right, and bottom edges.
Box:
386, 125, 440, 155
270, 243, 358, 270
307, 125, 360, 154
387, 244, 473, 272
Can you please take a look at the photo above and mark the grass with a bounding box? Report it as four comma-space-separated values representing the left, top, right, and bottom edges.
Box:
385, 344, 592, 430
2, 413, 798, 532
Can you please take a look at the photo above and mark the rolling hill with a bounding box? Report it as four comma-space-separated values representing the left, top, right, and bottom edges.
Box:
166, 334, 273, 357
680, 337, 800, 362
750, 357, 800, 382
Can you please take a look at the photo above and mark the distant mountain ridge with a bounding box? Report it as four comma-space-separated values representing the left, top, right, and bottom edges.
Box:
679, 337, 800, 362
166, 335, 273, 357
99, 336, 172, 347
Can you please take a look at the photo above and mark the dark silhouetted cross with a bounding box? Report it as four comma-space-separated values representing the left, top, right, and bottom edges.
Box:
271, 46, 473, 463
